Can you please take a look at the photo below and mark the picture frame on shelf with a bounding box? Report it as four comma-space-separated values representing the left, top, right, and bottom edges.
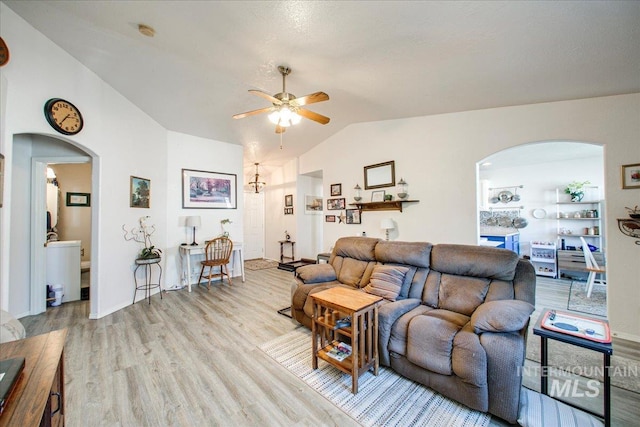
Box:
130, 176, 150, 208
285, 194, 293, 207
66, 192, 91, 207
305, 195, 323, 214
325, 215, 336, 223
284, 207, 294, 215
621, 163, 640, 189
182, 168, 237, 209
371, 190, 385, 202
346, 209, 361, 224
330, 183, 342, 196
327, 198, 346, 210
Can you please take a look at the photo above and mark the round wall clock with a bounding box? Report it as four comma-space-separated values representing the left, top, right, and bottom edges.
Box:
44, 98, 84, 135
0, 37, 9, 66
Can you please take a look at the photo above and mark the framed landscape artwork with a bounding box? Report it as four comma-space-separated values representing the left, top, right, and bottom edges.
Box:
130, 176, 150, 208
182, 168, 237, 209
66, 192, 90, 207
305, 195, 323, 214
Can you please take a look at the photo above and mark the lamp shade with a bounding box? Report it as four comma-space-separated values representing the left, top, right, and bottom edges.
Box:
186, 216, 201, 227
380, 218, 394, 230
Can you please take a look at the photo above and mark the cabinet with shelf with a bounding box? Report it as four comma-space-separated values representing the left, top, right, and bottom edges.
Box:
530, 242, 557, 278
555, 189, 604, 252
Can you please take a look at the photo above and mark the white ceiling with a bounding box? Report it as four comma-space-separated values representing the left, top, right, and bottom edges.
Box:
4, 1, 639, 172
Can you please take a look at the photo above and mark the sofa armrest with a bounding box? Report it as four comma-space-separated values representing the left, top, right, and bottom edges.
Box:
470, 300, 534, 334
378, 298, 422, 366
295, 263, 337, 284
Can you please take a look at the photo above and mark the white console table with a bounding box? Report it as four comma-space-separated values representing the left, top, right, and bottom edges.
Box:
178, 241, 244, 292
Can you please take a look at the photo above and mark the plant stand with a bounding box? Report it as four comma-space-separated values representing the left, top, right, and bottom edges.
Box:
133, 257, 162, 304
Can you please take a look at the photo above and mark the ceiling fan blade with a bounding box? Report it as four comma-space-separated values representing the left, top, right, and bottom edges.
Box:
297, 108, 330, 125
290, 91, 329, 107
275, 125, 286, 134
248, 89, 282, 105
232, 106, 273, 120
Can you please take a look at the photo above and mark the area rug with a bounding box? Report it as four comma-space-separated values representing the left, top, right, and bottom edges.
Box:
259, 328, 492, 427
567, 281, 606, 317
244, 258, 279, 271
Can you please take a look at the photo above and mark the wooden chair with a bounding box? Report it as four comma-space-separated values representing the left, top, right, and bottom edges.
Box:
579, 237, 606, 298
197, 237, 233, 289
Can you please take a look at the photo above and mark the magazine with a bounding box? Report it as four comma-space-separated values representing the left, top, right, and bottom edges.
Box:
326, 342, 352, 362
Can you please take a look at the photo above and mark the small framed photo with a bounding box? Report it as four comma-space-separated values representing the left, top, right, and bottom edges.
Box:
66, 192, 91, 207
182, 168, 237, 209
330, 183, 342, 196
130, 176, 150, 208
285, 194, 293, 207
346, 209, 361, 224
371, 190, 386, 202
305, 195, 323, 214
327, 198, 346, 210
284, 207, 294, 215
621, 163, 640, 189
325, 215, 336, 223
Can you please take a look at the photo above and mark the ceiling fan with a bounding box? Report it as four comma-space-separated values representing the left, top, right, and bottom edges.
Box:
233, 65, 330, 134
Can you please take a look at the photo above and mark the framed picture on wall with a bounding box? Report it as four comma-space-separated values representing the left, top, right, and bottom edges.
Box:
66, 192, 91, 207
621, 163, 640, 189
285, 194, 293, 207
130, 176, 150, 208
330, 183, 342, 196
284, 207, 294, 215
182, 168, 237, 209
346, 209, 361, 224
371, 190, 385, 202
327, 198, 346, 210
305, 195, 323, 214
325, 215, 336, 223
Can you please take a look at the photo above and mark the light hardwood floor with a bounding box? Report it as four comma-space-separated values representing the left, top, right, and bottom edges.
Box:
19, 268, 639, 426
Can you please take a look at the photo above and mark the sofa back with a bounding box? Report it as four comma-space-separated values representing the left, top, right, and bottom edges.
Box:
424, 244, 534, 315
330, 236, 379, 287
375, 240, 433, 300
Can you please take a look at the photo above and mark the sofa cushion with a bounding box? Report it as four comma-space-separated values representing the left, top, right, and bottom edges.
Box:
375, 240, 432, 268
471, 300, 535, 334
438, 274, 490, 316
364, 264, 409, 301
431, 244, 519, 281
296, 263, 337, 283
336, 257, 370, 287
407, 311, 468, 375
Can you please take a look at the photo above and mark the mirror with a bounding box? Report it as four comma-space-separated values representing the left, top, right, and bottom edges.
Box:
364, 160, 395, 189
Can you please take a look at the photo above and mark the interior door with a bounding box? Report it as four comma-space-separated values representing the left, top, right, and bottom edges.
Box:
243, 191, 265, 259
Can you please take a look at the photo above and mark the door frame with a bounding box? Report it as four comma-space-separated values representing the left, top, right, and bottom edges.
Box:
31, 156, 91, 315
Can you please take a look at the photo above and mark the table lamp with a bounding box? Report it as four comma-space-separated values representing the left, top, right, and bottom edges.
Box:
186, 216, 201, 246
380, 218, 395, 241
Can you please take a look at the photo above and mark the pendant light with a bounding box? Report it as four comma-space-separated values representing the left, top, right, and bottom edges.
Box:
249, 163, 266, 193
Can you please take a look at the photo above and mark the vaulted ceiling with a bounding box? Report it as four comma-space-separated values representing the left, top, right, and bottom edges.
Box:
5, 1, 639, 172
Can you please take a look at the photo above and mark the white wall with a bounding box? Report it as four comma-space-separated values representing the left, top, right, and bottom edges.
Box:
296, 175, 323, 260
164, 131, 244, 287
298, 94, 640, 341
264, 159, 298, 261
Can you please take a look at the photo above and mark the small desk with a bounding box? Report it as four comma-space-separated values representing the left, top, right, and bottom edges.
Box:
179, 242, 244, 292
279, 240, 295, 263
533, 309, 612, 426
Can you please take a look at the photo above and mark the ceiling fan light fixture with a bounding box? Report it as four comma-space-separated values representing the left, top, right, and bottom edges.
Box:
268, 106, 301, 127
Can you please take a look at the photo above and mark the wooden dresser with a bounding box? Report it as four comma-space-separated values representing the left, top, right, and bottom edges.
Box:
0, 329, 67, 427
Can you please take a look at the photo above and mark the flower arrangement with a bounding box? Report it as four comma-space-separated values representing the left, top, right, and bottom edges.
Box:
564, 180, 590, 202
123, 216, 162, 259
220, 218, 232, 237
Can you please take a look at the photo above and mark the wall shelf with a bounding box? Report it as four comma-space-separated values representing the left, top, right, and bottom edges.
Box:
349, 200, 419, 212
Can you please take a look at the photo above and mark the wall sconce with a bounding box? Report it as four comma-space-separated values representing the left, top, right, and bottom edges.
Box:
354, 184, 362, 202
397, 178, 408, 200
186, 216, 201, 246
380, 218, 395, 241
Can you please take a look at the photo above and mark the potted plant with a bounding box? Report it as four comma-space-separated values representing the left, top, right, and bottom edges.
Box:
625, 205, 640, 219
123, 216, 162, 263
564, 180, 590, 202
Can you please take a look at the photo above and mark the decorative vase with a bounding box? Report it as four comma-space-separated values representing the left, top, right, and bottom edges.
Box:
570, 192, 584, 202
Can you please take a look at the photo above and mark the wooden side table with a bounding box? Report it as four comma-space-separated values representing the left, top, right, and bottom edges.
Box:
278, 240, 295, 263
533, 309, 613, 426
311, 287, 382, 394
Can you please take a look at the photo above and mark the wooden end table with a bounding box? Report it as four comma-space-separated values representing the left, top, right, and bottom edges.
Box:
311, 287, 382, 394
